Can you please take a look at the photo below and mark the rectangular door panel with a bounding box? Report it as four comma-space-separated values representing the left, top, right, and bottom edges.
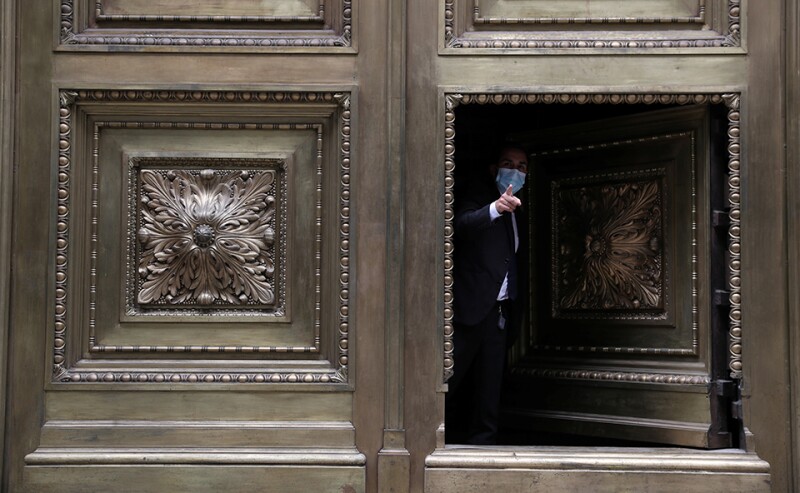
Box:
51, 89, 352, 383
98, 0, 323, 18
59, 0, 353, 50
442, 0, 741, 50
474, 0, 703, 24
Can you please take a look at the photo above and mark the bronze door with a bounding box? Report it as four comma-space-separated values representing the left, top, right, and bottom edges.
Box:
5, 1, 395, 492
2, 0, 790, 491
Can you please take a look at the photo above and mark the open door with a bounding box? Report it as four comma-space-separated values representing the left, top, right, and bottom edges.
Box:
503, 105, 736, 448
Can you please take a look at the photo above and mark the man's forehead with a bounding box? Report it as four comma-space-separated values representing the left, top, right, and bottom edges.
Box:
499, 148, 527, 162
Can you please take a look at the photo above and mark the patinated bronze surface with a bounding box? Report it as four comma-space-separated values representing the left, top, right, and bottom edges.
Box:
2, 0, 795, 491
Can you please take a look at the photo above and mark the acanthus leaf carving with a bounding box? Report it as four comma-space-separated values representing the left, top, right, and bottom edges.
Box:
556, 179, 663, 312
445, 94, 463, 111
137, 169, 277, 307
334, 93, 350, 110
60, 91, 78, 107
722, 93, 740, 110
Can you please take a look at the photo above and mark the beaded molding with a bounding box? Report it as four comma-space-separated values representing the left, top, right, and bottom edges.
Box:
444, 0, 740, 49
60, 0, 352, 49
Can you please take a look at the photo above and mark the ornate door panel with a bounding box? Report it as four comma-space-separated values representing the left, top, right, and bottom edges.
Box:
59, 0, 353, 49
504, 106, 733, 447
443, 0, 740, 50
45, 90, 351, 385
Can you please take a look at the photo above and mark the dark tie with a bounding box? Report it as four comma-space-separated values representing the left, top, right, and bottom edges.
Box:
504, 213, 518, 300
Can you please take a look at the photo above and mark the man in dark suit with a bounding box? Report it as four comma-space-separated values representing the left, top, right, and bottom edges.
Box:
446, 145, 529, 445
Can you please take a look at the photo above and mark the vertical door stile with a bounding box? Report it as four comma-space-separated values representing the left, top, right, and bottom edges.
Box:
788, 0, 800, 485
0, 0, 17, 484
377, 0, 411, 490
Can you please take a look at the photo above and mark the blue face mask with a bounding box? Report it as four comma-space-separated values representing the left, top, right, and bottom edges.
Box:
495, 167, 526, 195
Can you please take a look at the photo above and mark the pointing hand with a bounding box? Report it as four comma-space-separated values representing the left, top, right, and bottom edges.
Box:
495, 184, 521, 214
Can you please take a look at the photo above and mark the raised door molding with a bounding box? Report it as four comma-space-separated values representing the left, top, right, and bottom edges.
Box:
442, 0, 742, 53
52, 89, 354, 385
58, 0, 354, 52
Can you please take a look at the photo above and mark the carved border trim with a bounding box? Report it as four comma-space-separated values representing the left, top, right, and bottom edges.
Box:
54, 89, 352, 384
473, 0, 706, 25
442, 94, 460, 383
510, 366, 711, 385
445, 0, 740, 49
442, 92, 742, 384
723, 94, 742, 379
58, 370, 343, 384
61, 0, 352, 48
54, 91, 76, 377
335, 94, 351, 382
95, 0, 326, 23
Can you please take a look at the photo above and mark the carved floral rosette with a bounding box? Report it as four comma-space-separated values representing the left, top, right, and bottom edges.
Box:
129, 158, 285, 313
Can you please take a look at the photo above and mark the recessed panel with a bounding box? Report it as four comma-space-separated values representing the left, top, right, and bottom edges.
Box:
59, 0, 353, 50
98, 0, 323, 19
443, 0, 741, 51
92, 127, 313, 351
53, 89, 353, 384
532, 135, 692, 352
475, 0, 702, 23
553, 173, 666, 318
443, 97, 743, 448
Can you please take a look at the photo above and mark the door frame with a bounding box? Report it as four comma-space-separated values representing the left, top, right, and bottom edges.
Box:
441, 89, 745, 391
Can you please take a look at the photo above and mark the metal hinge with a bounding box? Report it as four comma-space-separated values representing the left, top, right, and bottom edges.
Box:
712, 379, 744, 420
731, 399, 744, 420
712, 209, 731, 229
711, 379, 735, 398
713, 289, 731, 307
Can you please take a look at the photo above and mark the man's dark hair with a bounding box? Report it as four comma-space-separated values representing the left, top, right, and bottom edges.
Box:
491, 141, 527, 163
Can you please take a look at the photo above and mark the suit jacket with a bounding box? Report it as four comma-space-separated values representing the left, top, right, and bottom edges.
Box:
453, 178, 528, 343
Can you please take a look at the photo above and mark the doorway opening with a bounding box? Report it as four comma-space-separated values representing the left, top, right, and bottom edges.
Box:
444, 95, 743, 449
